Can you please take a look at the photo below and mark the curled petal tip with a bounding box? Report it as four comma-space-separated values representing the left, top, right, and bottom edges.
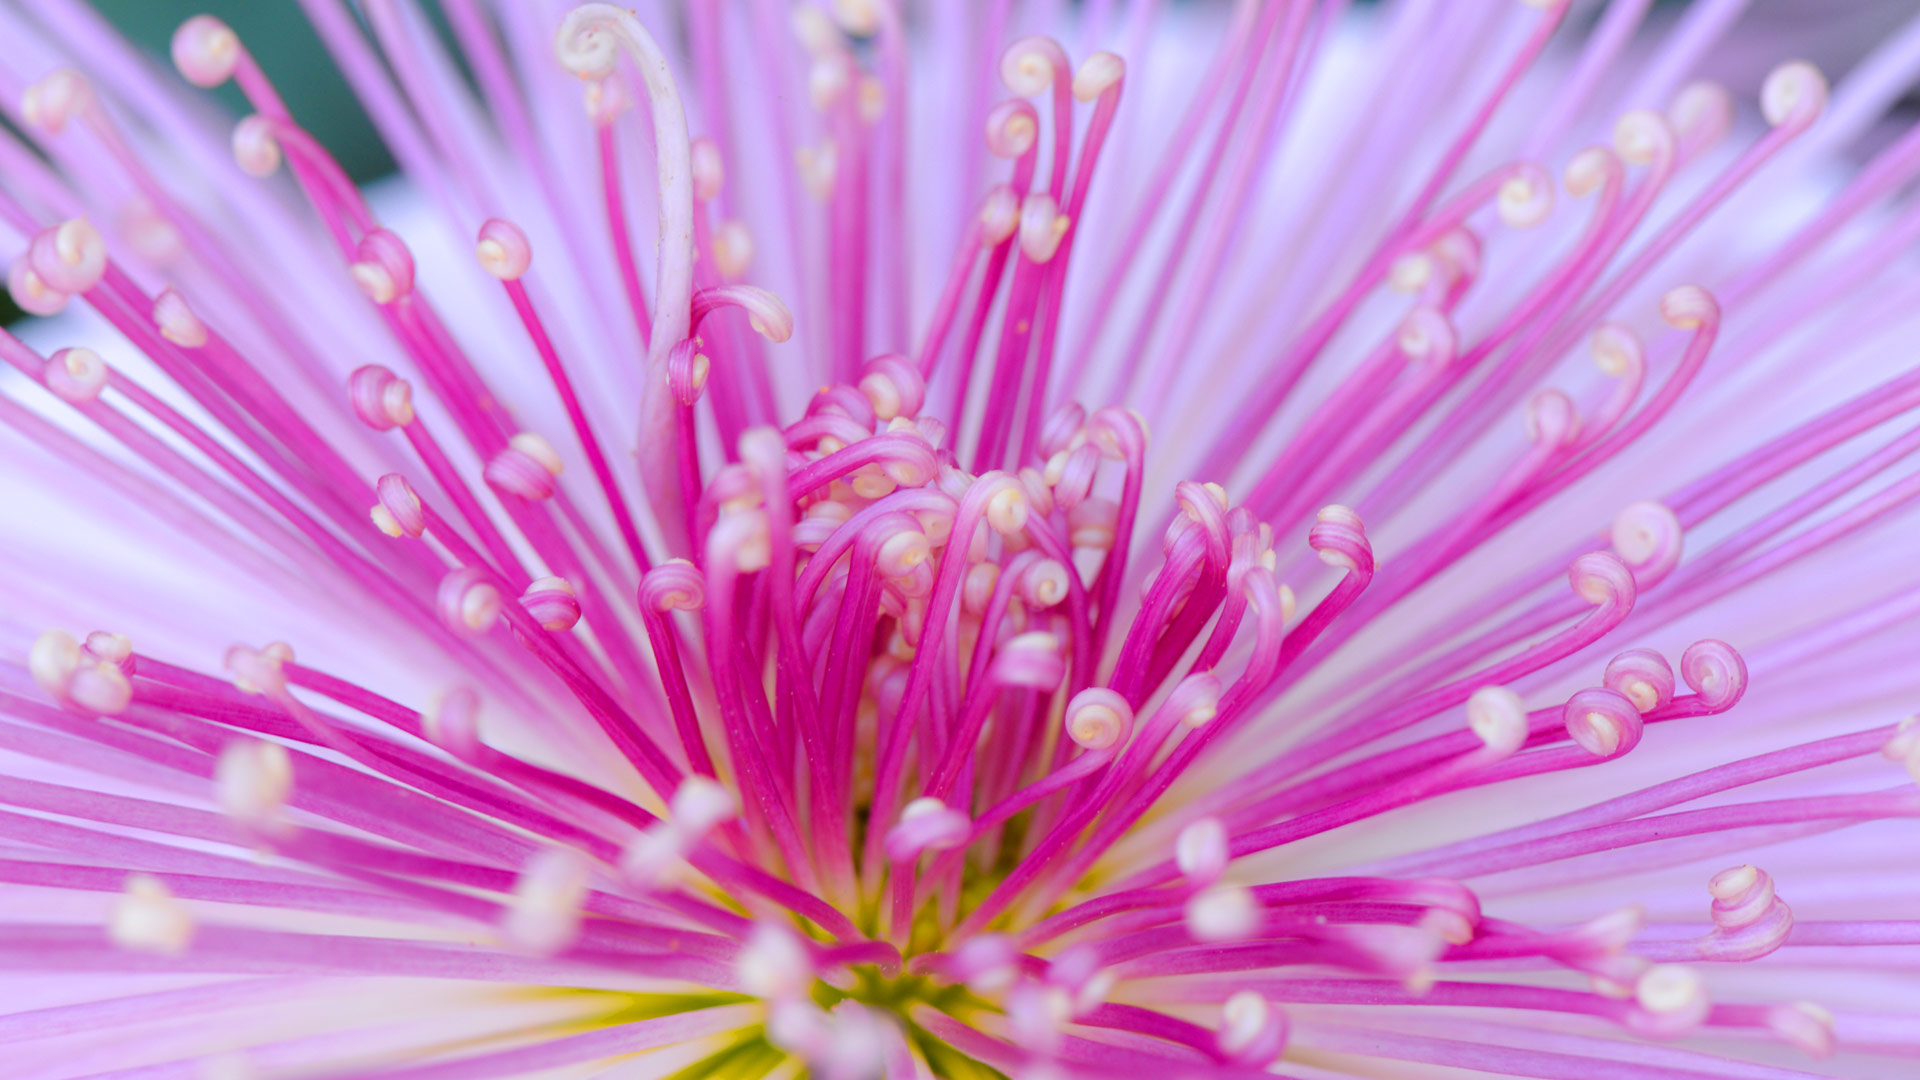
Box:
476, 218, 532, 280
172, 15, 239, 88
1761, 60, 1826, 128
1467, 686, 1529, 756
1660, 285, 1717, 330
1000, 36, 1066, 97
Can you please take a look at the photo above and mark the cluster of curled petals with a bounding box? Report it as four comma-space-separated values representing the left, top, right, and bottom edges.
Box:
0, 0, 1918, 1078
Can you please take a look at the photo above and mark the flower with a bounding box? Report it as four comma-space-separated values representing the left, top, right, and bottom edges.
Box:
1, 0, 1917, 1076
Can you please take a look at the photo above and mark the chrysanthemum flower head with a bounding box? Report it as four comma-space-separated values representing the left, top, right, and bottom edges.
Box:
0, 0, 1917, 1076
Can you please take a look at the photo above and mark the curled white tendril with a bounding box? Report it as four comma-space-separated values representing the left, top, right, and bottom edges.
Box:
555, 4, 692, 367
557, 4, 696, 545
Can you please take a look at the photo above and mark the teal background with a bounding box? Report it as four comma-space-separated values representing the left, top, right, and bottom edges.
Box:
93, 0, 396, 182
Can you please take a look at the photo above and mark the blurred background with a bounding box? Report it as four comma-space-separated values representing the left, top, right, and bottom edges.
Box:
8, 0, 1905, 332
93, 0, 395, 183
84, 0, 1920, 192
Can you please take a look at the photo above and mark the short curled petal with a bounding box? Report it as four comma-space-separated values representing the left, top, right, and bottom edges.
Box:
1526, 389, 1580, 447
1068, 496, 1118, 551
1766, 1003, 1834, 1059
436, 567, 503, 637
875, 525, 932, 580
1760, 60, 1826, 128
1173, 818, 1231, 888
371, 473, 425, 538
978, 183, 1021, 246
44, 347, 109, 405
1660, 285, 1717, 331
1216, 991, 1287, 1067
351, 229, 416, 305
425, 687, 482, 758
1495, 163, 1553, 228
348, 365, 414, 431
1166, 671, 1224, 728
9, 257, 68, 317
231, 115, 281, 177
1072, 52, 1125, 103
1612, 109, 1675, 167
520, 577, 581, 632
215, 739, 293, 826
667, 340, 711, 405
476, 218, 532, 281
1611, 500, 1683, 585
1398, 308, 1456, 367
693, 284, 794, 343
712, 220, 753, 277
885, 797, 971, 860
1049, 444, 1101, 512
1466, 686, 1529, 757
999, 36, 1067, 97
1567, 551, 1635, 608
1630, 965, 1709, 1036
172, 15, 240, 87
690, 137, 724, 201
1563, 687, 1643, 758
990, 631, 1065, 690
984, 99, 1039, 159
640, 559, 707, 613
154, 288, 209, 348
1589, 322, 1642, 376
485, 433, 565, 501
1018, 192, 1068, 263
1065, 687, 1132, 750
1668, 81, 1733, 152
1680, 639, 1747, 709
1564, 146, 1621, 198
1019, 558, 1071, 610
1037, 402, 1086, 459
1310, 505, 1372, 573
30, 219, 108, 295
22, 69, 90, 134
858, 354, 924, 421
1604, 648, 1675, 714
1086, 406, 1146, 463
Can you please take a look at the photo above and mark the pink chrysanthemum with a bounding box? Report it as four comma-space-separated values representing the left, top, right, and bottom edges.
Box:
1, 0, 1917, 1076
